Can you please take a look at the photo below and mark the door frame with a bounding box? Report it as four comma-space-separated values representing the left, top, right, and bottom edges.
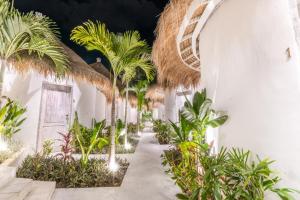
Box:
35, 81, 73, 152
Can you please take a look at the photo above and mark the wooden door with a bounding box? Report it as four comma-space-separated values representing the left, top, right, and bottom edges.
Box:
37, 82, 72, 152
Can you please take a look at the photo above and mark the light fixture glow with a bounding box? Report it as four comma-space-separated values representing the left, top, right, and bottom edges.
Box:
109, 160, 119, 172
0, 139, 8, 151
120, 128, 126, 136
137, 131, 141, 136
124, 142, 132, 150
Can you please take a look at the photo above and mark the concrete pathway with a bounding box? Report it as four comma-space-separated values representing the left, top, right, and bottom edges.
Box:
52, 132, 180, 200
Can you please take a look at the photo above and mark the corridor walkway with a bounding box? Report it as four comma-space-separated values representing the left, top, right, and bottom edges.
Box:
53, 132, 180, 200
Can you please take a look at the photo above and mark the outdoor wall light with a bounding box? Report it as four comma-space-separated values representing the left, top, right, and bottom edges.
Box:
0, 138, 8, 151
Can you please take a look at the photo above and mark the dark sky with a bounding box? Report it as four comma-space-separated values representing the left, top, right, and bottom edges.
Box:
14, 0, 168, 64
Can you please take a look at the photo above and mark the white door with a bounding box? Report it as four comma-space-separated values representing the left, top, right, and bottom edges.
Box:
37, 82, 72, 152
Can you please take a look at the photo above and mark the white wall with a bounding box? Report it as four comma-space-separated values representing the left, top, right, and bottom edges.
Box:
73, 81, 97, 127
128, 105, 137, 123
164, 89, 177, 122
3, 67, 99, 152
199, 0, 300, 191
95, 90, 106, 121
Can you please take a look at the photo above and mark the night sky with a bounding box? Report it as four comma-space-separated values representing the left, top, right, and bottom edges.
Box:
14, 0, 168, 64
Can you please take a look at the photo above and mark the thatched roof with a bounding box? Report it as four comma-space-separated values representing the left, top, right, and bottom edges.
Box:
90, 61, 125, 102
145, 84, 164, 103
152, 0, 202, 88
9, 43, 113, 102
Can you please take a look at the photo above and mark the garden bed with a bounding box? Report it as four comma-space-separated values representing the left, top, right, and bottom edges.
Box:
16, 155, 129, 188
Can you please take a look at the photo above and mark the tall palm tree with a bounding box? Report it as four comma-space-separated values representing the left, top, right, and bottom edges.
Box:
71, 21, 148, 168
0, 0, 69, 95
121, 53, 155, 147
128, 80, 149, 136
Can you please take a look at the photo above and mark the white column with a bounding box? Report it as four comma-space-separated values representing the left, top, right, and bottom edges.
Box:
200, 0, 300, 191
95, 90, 106, 121
164, 89, 177, 122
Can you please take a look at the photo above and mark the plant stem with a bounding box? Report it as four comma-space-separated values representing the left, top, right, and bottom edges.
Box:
124, 81, 129, 145
109, 77, 117, 165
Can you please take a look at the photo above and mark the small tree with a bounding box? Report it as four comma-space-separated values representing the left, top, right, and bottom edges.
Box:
71, 21, 149, 168
0, 0, 69, 95
128, 80, 149, 135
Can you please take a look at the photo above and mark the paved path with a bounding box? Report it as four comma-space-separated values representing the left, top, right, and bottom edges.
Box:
53, 132, 180, 200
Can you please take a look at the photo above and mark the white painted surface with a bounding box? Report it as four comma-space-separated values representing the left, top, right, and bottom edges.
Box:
3, 68, 99, 152
95, 90, 106, 121
199, 0, 300, 192
164, 89, 177, 122
73, 81, 96, 127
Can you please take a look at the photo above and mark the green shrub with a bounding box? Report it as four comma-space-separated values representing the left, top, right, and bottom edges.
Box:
72, 112, 107, 167
153, 120, 172, 144
162, 90, 298, 200
17, 155, 129, 188
127, 123, 137, 134
0, 97, 26, 139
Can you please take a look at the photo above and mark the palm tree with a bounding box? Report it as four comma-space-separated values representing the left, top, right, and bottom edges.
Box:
71, 21, 149, 168
121, 53, 155, 147
128, 80, 149, 136
0, 0, 69, 95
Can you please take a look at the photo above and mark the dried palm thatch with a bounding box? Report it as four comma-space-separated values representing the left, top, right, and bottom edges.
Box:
90, 61, 124, 102
8, 43, 113, 102
128, 92, 137, 107
152, 0, 201, 88
146, 84, 164, 103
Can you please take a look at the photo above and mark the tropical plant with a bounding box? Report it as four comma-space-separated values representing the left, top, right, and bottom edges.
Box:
0, 97, 26, 139
121, 53, 154, 147
71, 21, 148, 167
0, 0, 69, 95
41, 139, 53, 157
182, 89, 228, 144
115, 119, 125, 145
154, 120, 172, 144
72, 112, 107, 167
127, 123, 137, 134
55, 131, 74, 162
170, 146, 299, 200
170, 112, 192, 145
17, 155, 129, 188
128, 80, 149, 136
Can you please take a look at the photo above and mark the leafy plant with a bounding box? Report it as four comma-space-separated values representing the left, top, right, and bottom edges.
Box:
17, 155, 129, 188
115, 119, 125, 144
154, 120, 172, 145
127, 123, 137, 134
72, 112, 107, 167
128, 80, 149, 135
55, 131, 74, 162
71, 21, 150, 166
182, 89, 228, 144
41, 139, 53, 157
0, 0, 69, 96
0, 97, 26, 139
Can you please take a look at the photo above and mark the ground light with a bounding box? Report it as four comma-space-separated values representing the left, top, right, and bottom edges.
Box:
0, 138, 8, 151
109, 159, 119, 172
124, 142, 132, 150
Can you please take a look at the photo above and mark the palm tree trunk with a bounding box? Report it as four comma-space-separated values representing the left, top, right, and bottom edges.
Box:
137, 109, 140, 136
124, 82, 129, 145
0, 60, 6, 98
108, 77, 117, 166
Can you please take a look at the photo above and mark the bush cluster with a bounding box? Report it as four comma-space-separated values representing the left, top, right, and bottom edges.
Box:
17, 155, 129, 188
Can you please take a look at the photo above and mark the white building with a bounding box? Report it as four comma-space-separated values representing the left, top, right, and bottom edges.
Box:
3, 45, 111, 153
154, 0, 300, 194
